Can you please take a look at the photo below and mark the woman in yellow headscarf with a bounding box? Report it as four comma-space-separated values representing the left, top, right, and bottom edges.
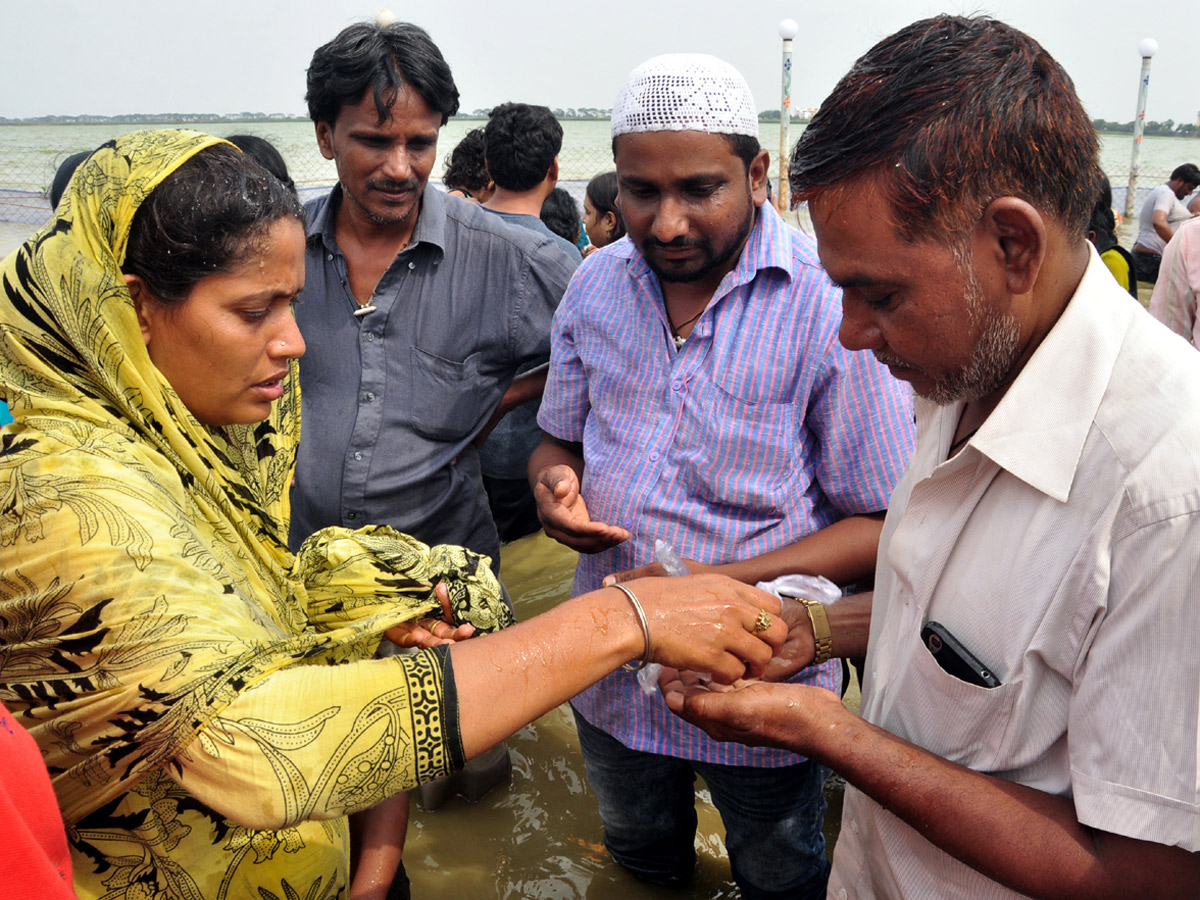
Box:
0, 130, 783, 899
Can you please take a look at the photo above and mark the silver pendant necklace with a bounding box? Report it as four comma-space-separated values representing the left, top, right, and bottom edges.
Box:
669, 307, 704, 349
352, 236, 412, 318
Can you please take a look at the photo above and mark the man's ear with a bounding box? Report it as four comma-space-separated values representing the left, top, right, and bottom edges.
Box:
547, 156, 559, 187
978, 197, 1046, 296
314, 121, 336, 162
749, 149, 770, 207
124, 273, 155, 347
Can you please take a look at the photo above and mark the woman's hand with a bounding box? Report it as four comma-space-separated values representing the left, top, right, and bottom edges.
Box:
386, 618, 475, 648
385, 582, 476, 648
620, 574, 786, 684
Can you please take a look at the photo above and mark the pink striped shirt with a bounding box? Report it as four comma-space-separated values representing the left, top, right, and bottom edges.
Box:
539, 203, 915, 765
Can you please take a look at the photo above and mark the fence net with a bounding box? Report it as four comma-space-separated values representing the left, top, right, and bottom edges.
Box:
0, 124, 1183, 239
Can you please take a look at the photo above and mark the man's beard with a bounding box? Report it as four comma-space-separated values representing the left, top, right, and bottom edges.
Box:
876, 264, 1022, 405
641, 205, 754, 284
345, 177, 422, 227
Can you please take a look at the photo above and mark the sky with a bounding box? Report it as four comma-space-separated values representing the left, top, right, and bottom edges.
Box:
1, 0, 1196, 126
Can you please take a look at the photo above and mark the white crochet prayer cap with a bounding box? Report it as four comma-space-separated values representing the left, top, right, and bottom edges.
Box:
611, 53, 759, 139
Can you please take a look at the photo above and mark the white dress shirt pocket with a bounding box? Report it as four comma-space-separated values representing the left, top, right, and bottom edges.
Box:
893, 630, 1022, 773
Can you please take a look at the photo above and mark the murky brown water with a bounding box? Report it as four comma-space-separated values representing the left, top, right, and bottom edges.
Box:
403, 531, 854, 899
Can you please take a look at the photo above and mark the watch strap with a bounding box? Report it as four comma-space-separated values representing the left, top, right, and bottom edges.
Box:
801, 599, 833, 666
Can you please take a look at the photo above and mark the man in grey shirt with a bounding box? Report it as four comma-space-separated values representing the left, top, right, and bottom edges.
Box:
481, 102, 582, 264
290, 23, 574, 571
477, 102, 581, 541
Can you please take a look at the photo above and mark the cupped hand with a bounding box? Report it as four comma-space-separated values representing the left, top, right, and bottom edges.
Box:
622, 574, 786, 684
534, 464, 630, 553
659, 676, 843, 752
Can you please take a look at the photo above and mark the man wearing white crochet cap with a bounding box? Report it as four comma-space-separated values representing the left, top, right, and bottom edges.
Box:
530, 54, 915, 898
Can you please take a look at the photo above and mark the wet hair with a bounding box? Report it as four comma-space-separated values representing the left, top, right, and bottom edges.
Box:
585, 171, 625, 243
540, 187, 580, 245
123, 144, 305, 304
1170, 163, 1200, 188
49, 151, 91, 210
306, 21, 459, 127
485, 103, 563, 192
225, 134, 295, 193
443, 127, 490, 195
789, 15, 1103, 246
610, 132, 760, 174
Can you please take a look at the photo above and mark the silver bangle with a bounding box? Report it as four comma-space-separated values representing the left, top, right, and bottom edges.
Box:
610, 583, 652, 672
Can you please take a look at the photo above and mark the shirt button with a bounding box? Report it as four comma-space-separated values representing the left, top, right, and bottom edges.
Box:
353, 451, 362, 461
365, 333, 375, 342
407, 260, 416, 270
365, 392, 375, 402
649, 451, 660, 461
671, 380, 682, 392
347, 511, 357, 520
326, 253, 333, 261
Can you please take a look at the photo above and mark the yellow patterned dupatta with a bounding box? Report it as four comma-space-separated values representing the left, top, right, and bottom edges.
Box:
0, 130, 513, 900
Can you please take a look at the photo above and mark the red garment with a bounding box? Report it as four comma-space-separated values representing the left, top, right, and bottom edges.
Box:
0, 701, 78, 899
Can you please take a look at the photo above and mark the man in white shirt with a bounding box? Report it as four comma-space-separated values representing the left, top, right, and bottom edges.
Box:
664, 15, 1200, 900
1133, 162, 1200, 283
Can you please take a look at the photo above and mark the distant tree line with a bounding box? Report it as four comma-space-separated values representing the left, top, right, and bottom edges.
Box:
468, 108, 612, 119
1093, 118, 1200, 138
0, 113, 304, 125
757, 111, 812, 123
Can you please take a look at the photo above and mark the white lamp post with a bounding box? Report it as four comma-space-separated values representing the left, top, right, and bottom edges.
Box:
1125, 38, 1158, 222
777, 18, 799, 213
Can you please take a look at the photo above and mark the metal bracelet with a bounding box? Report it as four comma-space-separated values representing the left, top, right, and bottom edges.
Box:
802, 599, 834, 666
610, 583, 652, 672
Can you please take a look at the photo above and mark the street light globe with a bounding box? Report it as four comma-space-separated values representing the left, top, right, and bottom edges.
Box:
1137, 38, 1158, 58
778, 19, 800, 40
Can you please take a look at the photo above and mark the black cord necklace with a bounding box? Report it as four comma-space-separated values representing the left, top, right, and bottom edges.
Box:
670, 308, 705, 349
947, 427, 979, 457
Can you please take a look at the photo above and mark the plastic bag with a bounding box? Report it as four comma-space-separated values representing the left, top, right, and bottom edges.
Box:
629, 539, 686, 694
754, 572, 841, 606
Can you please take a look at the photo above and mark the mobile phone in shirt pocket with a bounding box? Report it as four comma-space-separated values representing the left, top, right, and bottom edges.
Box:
920, 621, 1002, 688
901, 622, 1019, 770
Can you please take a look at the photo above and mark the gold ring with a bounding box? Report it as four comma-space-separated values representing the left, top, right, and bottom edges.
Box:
752, 610, 772, 634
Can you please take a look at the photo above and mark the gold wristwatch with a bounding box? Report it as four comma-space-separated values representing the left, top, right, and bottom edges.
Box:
800, 599, 833, 665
